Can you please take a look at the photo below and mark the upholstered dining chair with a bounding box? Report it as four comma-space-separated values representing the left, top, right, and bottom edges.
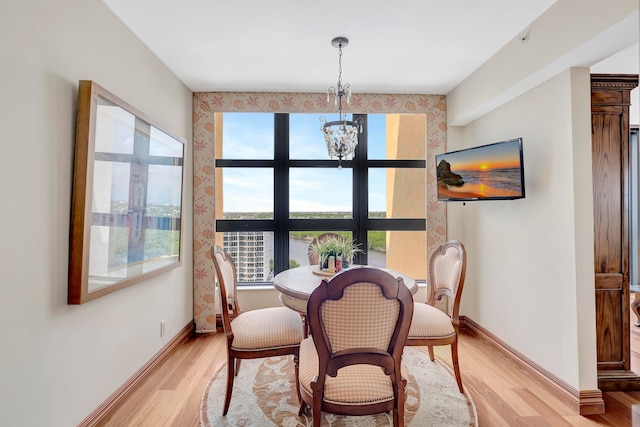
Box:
298, 267, 414, 427
406, 240, 467, 393
306, 232, 342, 265
211, 245, 304, 415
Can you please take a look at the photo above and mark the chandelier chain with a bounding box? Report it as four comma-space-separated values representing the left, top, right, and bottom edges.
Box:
337, 42, 343, 92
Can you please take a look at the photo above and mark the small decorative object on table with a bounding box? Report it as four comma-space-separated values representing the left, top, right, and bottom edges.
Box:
308, 235, 362, 274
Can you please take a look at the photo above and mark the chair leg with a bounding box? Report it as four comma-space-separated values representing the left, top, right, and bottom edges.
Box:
394, 382, 405, 427
312, 392, 322, 427
235, 358, 241, 376
451, 338, 463, 393
427, 345, 435, 362
293, 350, 301, 403
223, 356, 235, 415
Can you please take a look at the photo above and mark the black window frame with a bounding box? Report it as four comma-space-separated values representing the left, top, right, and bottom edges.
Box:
215, 113, 426, 282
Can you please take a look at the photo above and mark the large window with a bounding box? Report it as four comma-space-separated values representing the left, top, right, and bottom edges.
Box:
215, 112, 427, 284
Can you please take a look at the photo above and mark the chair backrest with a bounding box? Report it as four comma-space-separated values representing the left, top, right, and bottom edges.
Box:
307, 232, 342, 265
307, 267, 414, 378
427, 240, 467, 320
211, 245, 240, 336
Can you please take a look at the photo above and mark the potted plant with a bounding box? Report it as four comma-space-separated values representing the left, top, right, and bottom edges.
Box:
307, 237, 335, 269
308, 236, 362, 270
335, 237, 362, 268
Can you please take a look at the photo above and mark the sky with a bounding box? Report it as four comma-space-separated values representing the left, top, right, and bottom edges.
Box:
437, 138, 522, 172
96, 105, 184, 207
221, 112, 390, 213
96, 109, 429, 214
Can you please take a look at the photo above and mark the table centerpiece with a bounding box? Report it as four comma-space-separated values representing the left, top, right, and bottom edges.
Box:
308, 235, 362, 274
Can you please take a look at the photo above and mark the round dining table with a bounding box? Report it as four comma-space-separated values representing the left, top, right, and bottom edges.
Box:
273, 265, 417, 314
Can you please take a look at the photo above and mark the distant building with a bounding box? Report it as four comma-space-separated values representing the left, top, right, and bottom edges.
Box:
223, 231, 273, 282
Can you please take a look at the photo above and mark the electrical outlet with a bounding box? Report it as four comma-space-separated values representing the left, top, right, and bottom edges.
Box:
160, 319, 167, 337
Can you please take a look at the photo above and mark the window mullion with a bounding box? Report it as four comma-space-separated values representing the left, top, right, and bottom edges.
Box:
353, 114, 368, 265
274, 113, 289, 274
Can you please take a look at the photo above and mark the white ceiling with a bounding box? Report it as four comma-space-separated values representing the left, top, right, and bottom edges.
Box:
101, 0, 559, 94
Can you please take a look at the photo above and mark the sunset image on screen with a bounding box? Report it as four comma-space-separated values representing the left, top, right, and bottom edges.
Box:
436, 139, 524, 200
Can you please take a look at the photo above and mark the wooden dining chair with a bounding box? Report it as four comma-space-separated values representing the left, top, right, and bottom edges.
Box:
406, 240, 467, 393
298, 267, 414, 427
211, 245, 304, 415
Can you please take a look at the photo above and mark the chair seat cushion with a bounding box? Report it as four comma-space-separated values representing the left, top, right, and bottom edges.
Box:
407, 302, 455, 339
299, 338, 404, 406
231, 307, 303, 351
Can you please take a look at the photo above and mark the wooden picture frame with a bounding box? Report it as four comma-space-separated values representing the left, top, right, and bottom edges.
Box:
68, 80, 186, 304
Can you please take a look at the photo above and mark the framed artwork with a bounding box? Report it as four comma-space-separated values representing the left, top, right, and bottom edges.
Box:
68, 80, 186, 304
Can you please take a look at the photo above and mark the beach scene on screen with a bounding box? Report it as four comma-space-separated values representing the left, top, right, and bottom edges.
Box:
436, 140, 523, 200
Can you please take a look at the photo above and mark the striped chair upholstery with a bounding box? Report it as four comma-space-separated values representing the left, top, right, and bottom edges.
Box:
406, 240, 467, 393
230, 307, 304, 351
298, 267, 414, 427
211, 245, 304, 415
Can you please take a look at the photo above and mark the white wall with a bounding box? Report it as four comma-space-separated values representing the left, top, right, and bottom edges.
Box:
448, 69, 597, 390
447, 0, 638, 127
444, 0, 639, 393
0, 1, 193, 425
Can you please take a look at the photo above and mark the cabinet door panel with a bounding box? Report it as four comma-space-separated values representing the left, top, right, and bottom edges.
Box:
591, 74, 637, 384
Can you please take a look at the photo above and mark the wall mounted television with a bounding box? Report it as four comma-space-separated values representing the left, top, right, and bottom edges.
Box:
436, 138, 525, 201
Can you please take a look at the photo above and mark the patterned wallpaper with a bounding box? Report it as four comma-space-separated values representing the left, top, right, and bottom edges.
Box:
192, 92, 447, 333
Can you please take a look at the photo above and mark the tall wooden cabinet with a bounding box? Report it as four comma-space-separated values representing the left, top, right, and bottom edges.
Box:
591, 74, 639, 390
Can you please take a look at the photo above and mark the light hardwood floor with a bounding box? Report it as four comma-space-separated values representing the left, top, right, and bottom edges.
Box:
96, 325, 640, 426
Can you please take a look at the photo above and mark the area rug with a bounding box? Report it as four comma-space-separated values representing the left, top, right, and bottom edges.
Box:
200, 346, 477, 426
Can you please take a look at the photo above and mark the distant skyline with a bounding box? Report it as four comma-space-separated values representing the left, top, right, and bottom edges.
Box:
221, 113, 390, 213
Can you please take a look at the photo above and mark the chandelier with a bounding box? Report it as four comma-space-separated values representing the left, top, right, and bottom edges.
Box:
320, 36, 363, 169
